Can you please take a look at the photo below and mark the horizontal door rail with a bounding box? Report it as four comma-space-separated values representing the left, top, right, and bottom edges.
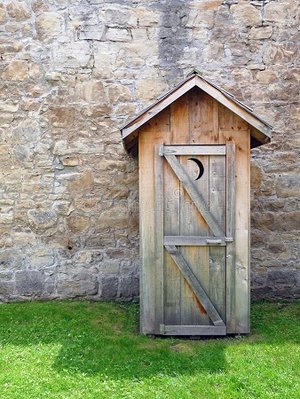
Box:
160, 324, 226, 336
160, 145, 226, 156
164, 236, 226, 246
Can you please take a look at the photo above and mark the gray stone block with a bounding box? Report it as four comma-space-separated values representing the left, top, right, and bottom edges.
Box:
0, 281, 15, 297
57, 272, 98, 297
100, 277, 118, 299
15, 271, 44, 297
119, 276, 139, 299
267, 269, 298, 287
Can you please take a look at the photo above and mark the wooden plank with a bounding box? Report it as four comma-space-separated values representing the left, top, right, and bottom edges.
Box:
164, 236, 226, 246
162, 145, 226, 156
165, 245, 225, 326
170, 98, 192, 325
163, 154, 181, 325
235, 132, 250, 334
225, 143, 236, 333
153, 144, 164, 332
160, 324, 226, 336
139, 131, 155, 334
163, 96, 191, 325
178, 156, 202, 325
139, 108, 171, 335
209, 155, 226, 322
219, 106, 250, 334
189, 89, 219, 144
179, 155, 210, 326
212, 99, 219, 140
164, 154, 224, 237
219, 104, 249, 133
170, 94, 190, 143
226, 144, 236, 239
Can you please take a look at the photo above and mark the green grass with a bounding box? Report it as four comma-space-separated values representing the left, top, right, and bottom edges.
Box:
0, 301, 299, 399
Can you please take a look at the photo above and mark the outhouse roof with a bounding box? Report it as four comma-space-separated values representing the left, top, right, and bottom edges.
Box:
121, 69, 272, 154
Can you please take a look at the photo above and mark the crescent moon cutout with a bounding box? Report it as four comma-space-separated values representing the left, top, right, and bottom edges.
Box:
188, 158, 204, 181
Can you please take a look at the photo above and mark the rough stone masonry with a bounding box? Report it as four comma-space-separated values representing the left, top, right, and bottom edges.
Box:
0, 0, 299, 302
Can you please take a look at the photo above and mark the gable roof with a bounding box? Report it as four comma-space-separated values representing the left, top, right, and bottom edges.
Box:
121, 70, 272, 154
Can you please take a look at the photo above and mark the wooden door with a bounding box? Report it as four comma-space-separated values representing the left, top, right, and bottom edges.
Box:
156, 144, 235, 336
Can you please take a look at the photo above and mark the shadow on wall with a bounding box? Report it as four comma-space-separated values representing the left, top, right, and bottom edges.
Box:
154, 0, 192, 82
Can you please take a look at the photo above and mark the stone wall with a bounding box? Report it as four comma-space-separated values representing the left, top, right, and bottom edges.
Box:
0, 0, 299, 302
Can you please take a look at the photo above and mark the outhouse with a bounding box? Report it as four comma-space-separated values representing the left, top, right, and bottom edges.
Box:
121, 70, 272, 336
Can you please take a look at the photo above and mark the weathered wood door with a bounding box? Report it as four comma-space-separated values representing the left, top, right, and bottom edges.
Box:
155, 144, 235, 336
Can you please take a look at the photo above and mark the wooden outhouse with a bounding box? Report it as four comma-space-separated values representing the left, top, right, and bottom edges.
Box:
121, 70, 272, 336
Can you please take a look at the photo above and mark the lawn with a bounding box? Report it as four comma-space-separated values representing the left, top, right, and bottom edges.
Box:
0, 301, 299, 399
